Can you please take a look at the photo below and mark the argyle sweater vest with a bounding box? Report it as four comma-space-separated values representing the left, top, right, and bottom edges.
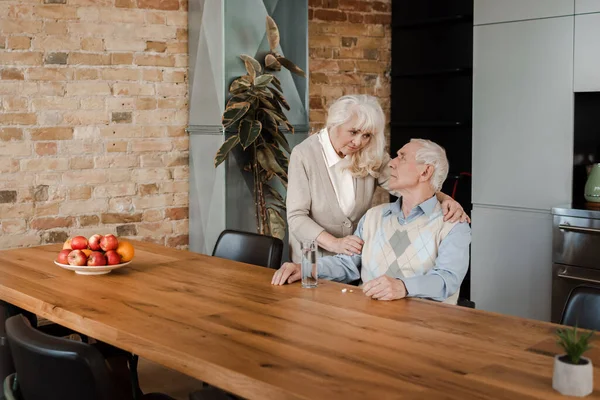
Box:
360, 202, 459, 304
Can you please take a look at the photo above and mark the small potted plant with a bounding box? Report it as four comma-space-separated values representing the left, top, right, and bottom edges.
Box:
553, 325, 594, 397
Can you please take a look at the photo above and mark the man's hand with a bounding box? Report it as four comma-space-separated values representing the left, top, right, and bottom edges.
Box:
271, 262, 301, 285
362, 275, 407, 301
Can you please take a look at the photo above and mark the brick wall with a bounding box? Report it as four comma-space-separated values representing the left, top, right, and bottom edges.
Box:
0, 0, 189, 249
308, 0, 392, 205
0, 0, 391, 250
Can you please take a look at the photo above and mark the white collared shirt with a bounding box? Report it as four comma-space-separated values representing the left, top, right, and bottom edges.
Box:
318, 128, 355, 217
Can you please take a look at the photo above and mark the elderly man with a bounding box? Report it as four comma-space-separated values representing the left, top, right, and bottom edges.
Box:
272, 138, 471, 304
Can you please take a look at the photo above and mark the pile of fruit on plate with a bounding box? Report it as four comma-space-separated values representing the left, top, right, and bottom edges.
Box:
55, 234, 135, 275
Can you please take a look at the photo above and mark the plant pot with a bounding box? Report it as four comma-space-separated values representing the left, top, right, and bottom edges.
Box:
585, 163, 600, 203
553, 355, 593, 397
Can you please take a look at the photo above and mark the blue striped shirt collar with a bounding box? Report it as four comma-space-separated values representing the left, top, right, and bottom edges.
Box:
383, 195, 439, 218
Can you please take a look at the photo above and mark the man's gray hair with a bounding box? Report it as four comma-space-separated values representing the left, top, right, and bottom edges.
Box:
410, 139, 449, 192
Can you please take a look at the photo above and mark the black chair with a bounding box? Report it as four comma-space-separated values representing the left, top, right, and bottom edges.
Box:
560, 285, 600, 331
5, 315, 174, 400
457, 298, 476, 308
212, 230, 283, 269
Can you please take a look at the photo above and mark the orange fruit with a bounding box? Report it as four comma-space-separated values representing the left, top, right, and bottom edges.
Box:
116, 241, 134, 262
81, 249, 92, 257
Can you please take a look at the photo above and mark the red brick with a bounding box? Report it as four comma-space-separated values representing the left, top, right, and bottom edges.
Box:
138, 0, 180, 11
100, 213, 143, 224
339, 0, 370, 12
30, 217, 74, 230
167, 234, 188, 247
79, 215, 100, 226
0, 128, 23, 141
314, 9, 347, 22
322, 0, 339, 8
348, 13, 363, 23
1, 68, 24, 80
115, 0, 135, 7
31, 127, 73, 141
310, 96, 323, 109
146, 41, 167, 52
111, 53, 133, 65
364, 13, 391, 25
371, 1, 390, 12
35, 142, 58, 156
165, 207, 188, 220
310, 72, 329, 84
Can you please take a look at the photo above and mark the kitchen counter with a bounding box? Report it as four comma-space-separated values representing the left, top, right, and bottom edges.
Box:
552, 204, 600, 219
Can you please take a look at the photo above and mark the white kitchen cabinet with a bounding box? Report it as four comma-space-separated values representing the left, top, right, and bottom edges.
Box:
472, 17, 573, 209
471, 205, 553, 321
576, 0, 600, 13
574, 13, 600, 91
474, 0, 574, 25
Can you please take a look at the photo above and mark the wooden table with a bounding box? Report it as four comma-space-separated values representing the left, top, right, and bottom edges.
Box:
0, 241, 598, 399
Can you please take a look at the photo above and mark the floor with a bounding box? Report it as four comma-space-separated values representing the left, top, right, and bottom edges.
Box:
138, 358, 204, 400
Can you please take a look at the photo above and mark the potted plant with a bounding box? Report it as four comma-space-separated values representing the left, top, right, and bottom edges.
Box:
213, 16, 305, 239
553, 325, 594, 397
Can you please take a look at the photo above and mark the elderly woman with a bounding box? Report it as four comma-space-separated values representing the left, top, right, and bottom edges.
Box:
287, 94, 467, 262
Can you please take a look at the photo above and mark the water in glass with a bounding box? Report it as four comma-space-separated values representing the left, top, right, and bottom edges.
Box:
301, 240, 318, 288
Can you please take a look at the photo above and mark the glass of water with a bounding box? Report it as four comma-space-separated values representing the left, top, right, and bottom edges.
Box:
301, 240, 318, 288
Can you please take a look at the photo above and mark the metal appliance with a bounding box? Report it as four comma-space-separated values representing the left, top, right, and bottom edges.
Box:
552, 205, 600, 322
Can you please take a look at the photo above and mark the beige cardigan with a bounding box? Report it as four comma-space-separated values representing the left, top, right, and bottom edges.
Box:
287, 133, 392, 262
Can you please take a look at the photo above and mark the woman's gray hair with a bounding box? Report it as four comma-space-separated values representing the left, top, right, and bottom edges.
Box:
410, 139, 449, 192
326, 94, 386, 178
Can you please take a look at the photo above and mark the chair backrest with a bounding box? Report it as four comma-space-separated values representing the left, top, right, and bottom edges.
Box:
560, 285, 600, 330
212, 230, 284, 269
5, 315, 121, 400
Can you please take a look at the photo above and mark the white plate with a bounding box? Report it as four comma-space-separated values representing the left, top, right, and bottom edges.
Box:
54, 260, 132, 275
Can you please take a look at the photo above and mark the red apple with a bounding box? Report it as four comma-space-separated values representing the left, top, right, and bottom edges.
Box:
87, 251, 107, 266
62, 239, 72, 250
100, 234, 118, 251
56, 249, 71, 265
67, 250, 87, 266
88, 234, 103, 251
105, 250, 122, 266
71, 236, 88, 250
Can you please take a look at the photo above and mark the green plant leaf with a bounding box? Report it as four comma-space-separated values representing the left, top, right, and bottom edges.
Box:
222, 101, 251, 128
264, 109, 295, 133
267, 207, 285, 239
264, 53, 281, 71
226, 94, 248, 108
238, 119, 262, 150
266, 184, 284, 203
256, 87, 273, 99
268, 87, 290, 110
556, 326, 594, 365
243, 59, 256, 83
229, 76, 252, 94
277, 57, 306, 77
257, 146, 287, 178
272, 129, 291, 153
269, 141, 287, 162
255, 74, 274, 88
260, 109, 278, 134
263, 109, 285, 125
266, 16, 280, 51
240, 54, 261, 74
214, 135, 240, 168
271, 75, 282, 91
258, 98, 277, 110
276, 174, 287, 189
